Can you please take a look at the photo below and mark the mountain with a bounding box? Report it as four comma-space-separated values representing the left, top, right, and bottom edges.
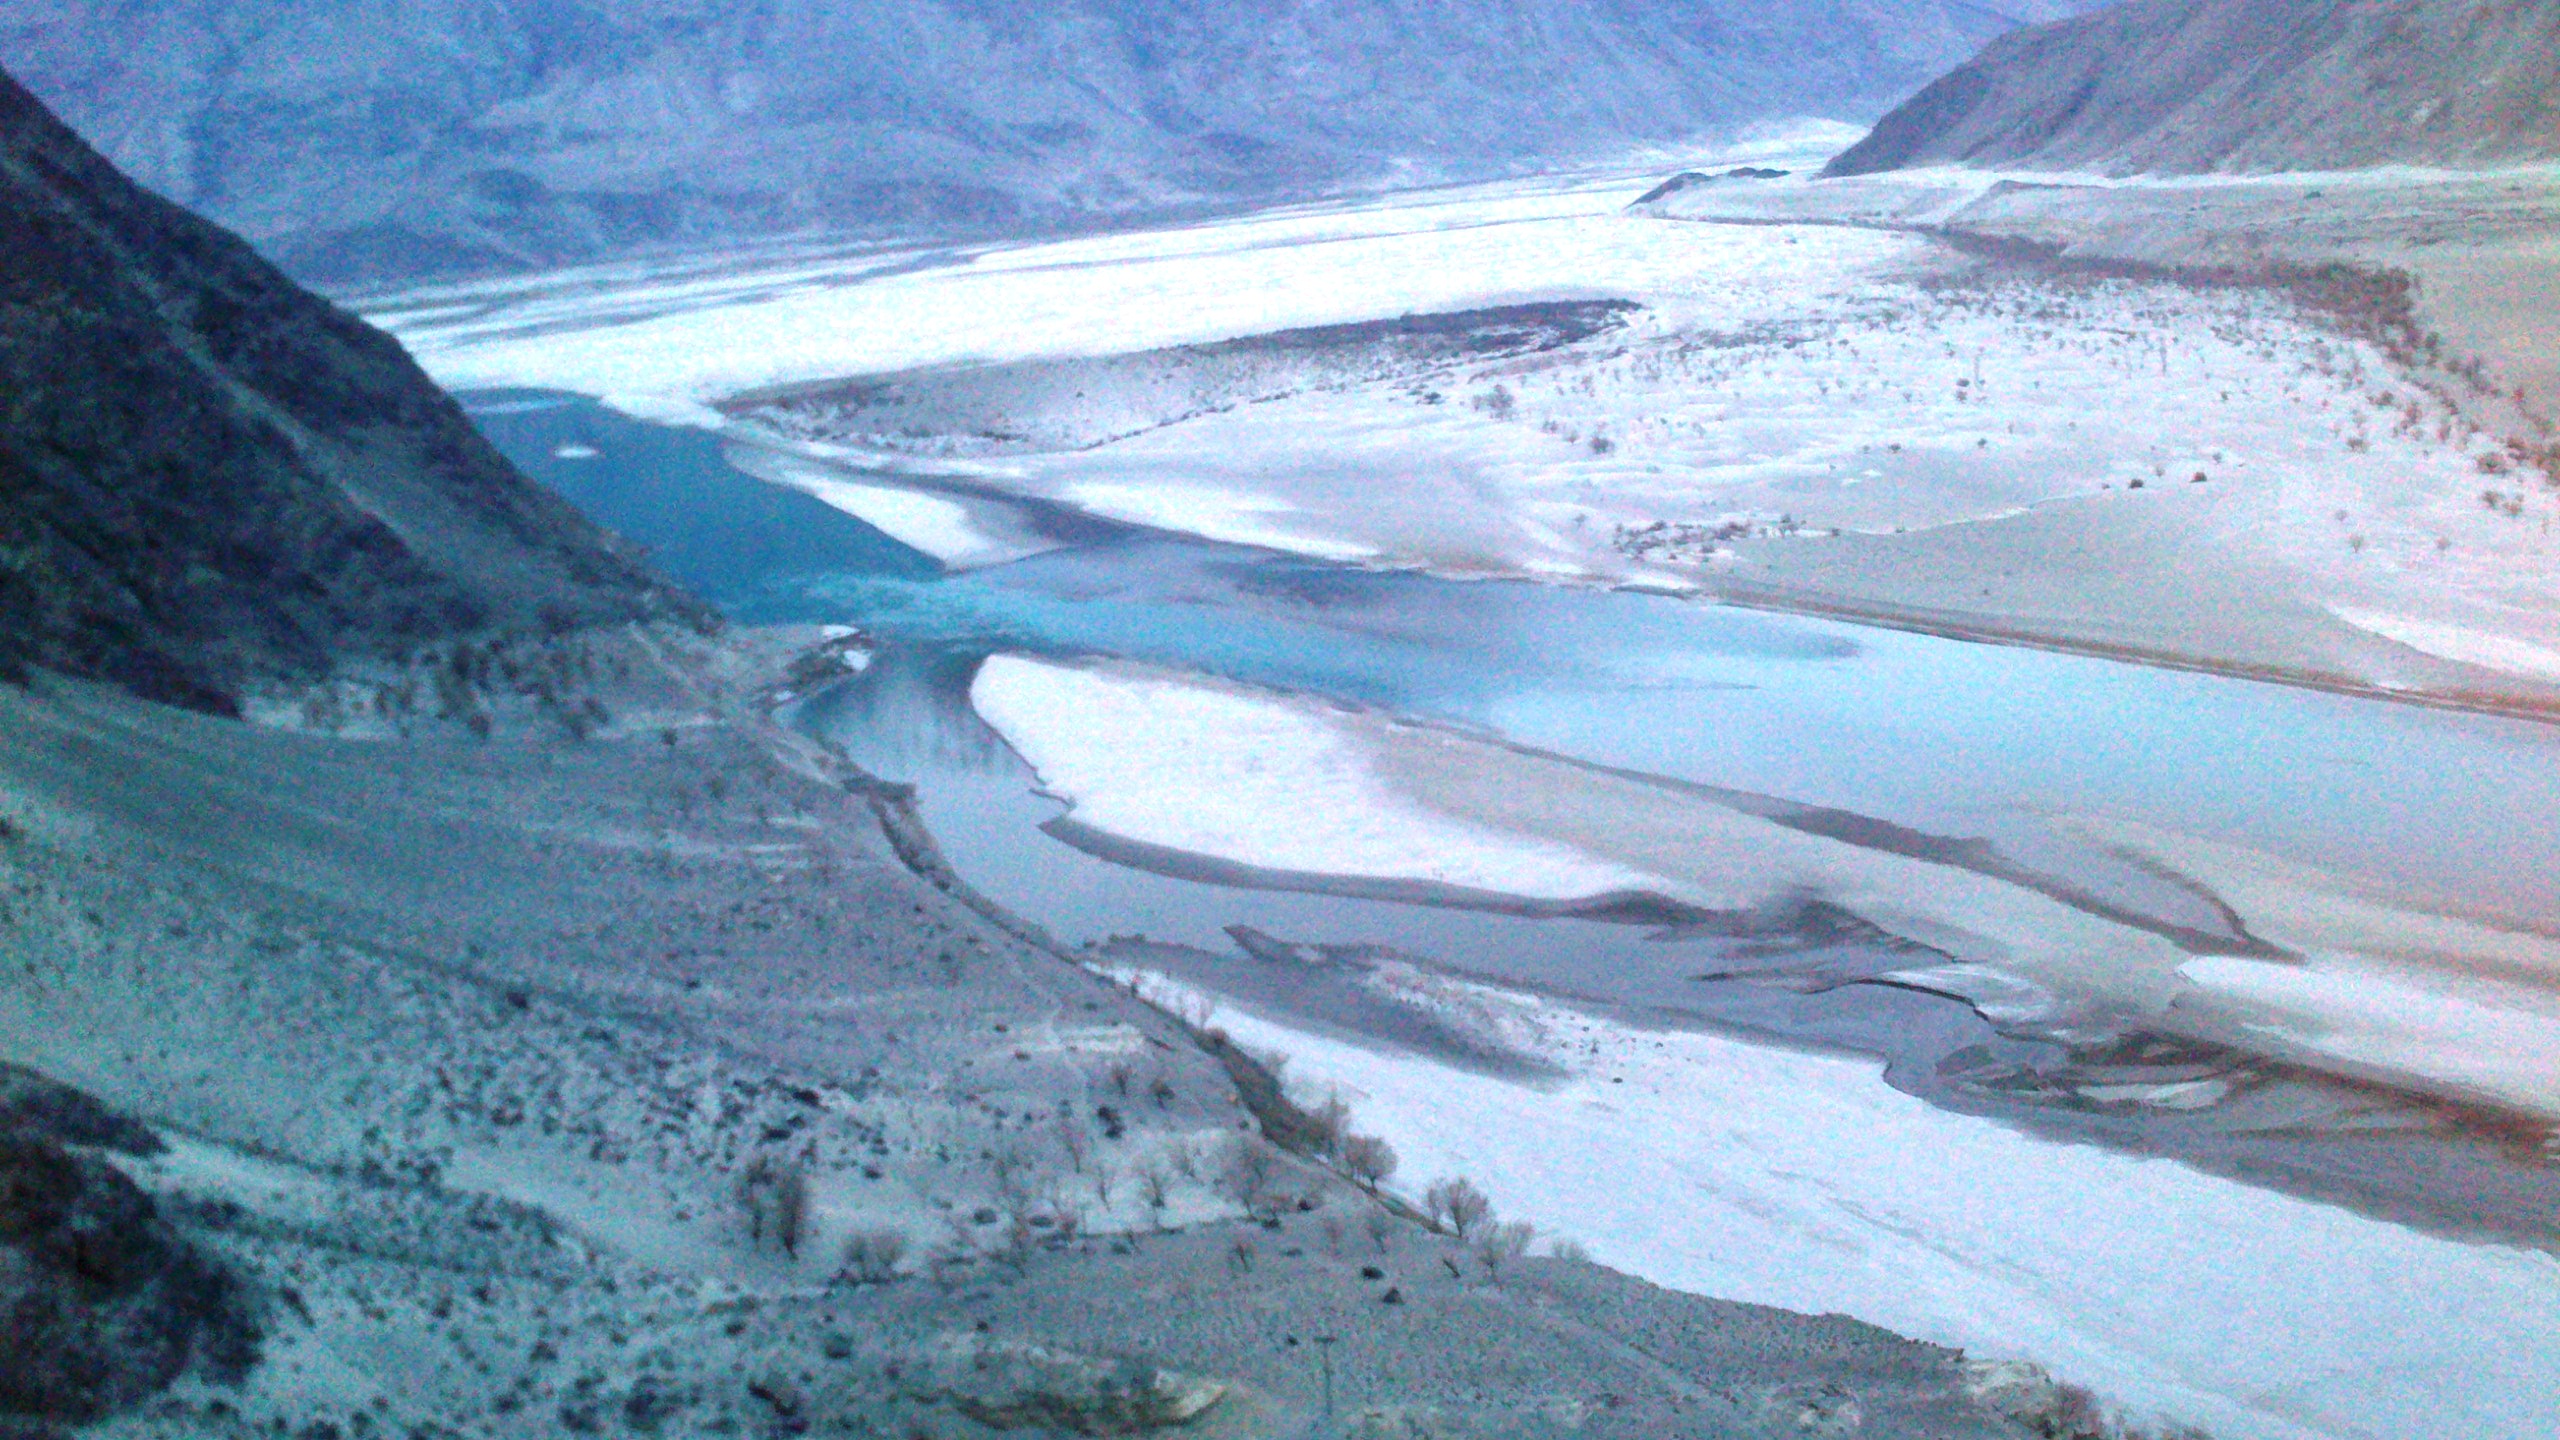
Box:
1824, 0, 2560, 176
0, 0, 2097, 283
0, 66, 701, 715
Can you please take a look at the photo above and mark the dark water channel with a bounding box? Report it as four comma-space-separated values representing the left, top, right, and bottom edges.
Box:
471, 389, 2560, 1246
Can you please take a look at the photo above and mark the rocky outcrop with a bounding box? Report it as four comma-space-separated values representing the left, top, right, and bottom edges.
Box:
903, 1337, 1227, 1436
0, 1133, 261, 1428
1825, 0, 2560, 177
0, 1, 2101, 284
0, 1064, 163, 1158
0, 67, 703, 714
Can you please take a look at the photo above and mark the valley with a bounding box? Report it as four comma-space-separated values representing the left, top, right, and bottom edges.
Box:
352, 142, 2560, 1440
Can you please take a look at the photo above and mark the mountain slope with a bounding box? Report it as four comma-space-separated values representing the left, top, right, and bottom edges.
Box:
0, 66, 701, 714
1825, 0, 2560, 176
0, 0, 2096, 283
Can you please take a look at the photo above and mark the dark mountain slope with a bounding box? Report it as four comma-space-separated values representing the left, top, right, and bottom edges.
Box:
1826, 0, 2560, 177
0, 0, 2098, 283
0, 67, 700, 714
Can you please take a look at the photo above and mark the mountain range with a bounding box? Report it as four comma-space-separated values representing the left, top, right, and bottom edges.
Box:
1, 0, 2095, 283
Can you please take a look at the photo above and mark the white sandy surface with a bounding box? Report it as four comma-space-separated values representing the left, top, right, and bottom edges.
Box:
970, 655, 1653, 900
1122, 968, 2560, 1440
382, 156, 1903, 420
374, 161, 2560, 693
979, 655, 2560, 1119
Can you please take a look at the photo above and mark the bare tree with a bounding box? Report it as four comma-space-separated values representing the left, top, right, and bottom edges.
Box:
928, 1212, 979, 1283
1423, 1177, 1491, 1240
1054, 1111, 1092, 1175
1218, 1136, 1283, 1220
990, 1144, 1033, 1204
739, 1159, 771, 1247
995, 1212, 1037, 1274
1137, 1162, 1172, 1226
1339, 1134, 1397, 1192
840, 1228, 909, 1283
1474, 1220, 1535, 1280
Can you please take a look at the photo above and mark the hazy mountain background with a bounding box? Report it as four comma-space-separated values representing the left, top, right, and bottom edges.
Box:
1826, 0, 2560, 176
0, 0, 2098, 283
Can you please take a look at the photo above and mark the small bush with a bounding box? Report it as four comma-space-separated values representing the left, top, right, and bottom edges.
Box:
839, 1228, 908, 1283
738, 1157, 811, 1257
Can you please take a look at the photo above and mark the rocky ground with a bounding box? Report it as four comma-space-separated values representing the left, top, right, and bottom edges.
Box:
0, 624, 2094, 1438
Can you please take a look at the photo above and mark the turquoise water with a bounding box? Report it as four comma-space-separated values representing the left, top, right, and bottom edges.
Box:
476, 389, 2560, 927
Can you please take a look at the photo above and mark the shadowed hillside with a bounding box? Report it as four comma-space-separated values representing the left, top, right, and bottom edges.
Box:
0, 68, 702, 714
1825, 0, 2560, 176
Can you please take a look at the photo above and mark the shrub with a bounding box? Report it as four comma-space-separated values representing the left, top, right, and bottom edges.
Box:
1362, 1210, 1395, 1253
738, 1157, 811, 1257
840, 1228, 908, 1283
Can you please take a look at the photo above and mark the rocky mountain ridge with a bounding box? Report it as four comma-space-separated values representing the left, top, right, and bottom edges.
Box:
1825, 0, 2560, 177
